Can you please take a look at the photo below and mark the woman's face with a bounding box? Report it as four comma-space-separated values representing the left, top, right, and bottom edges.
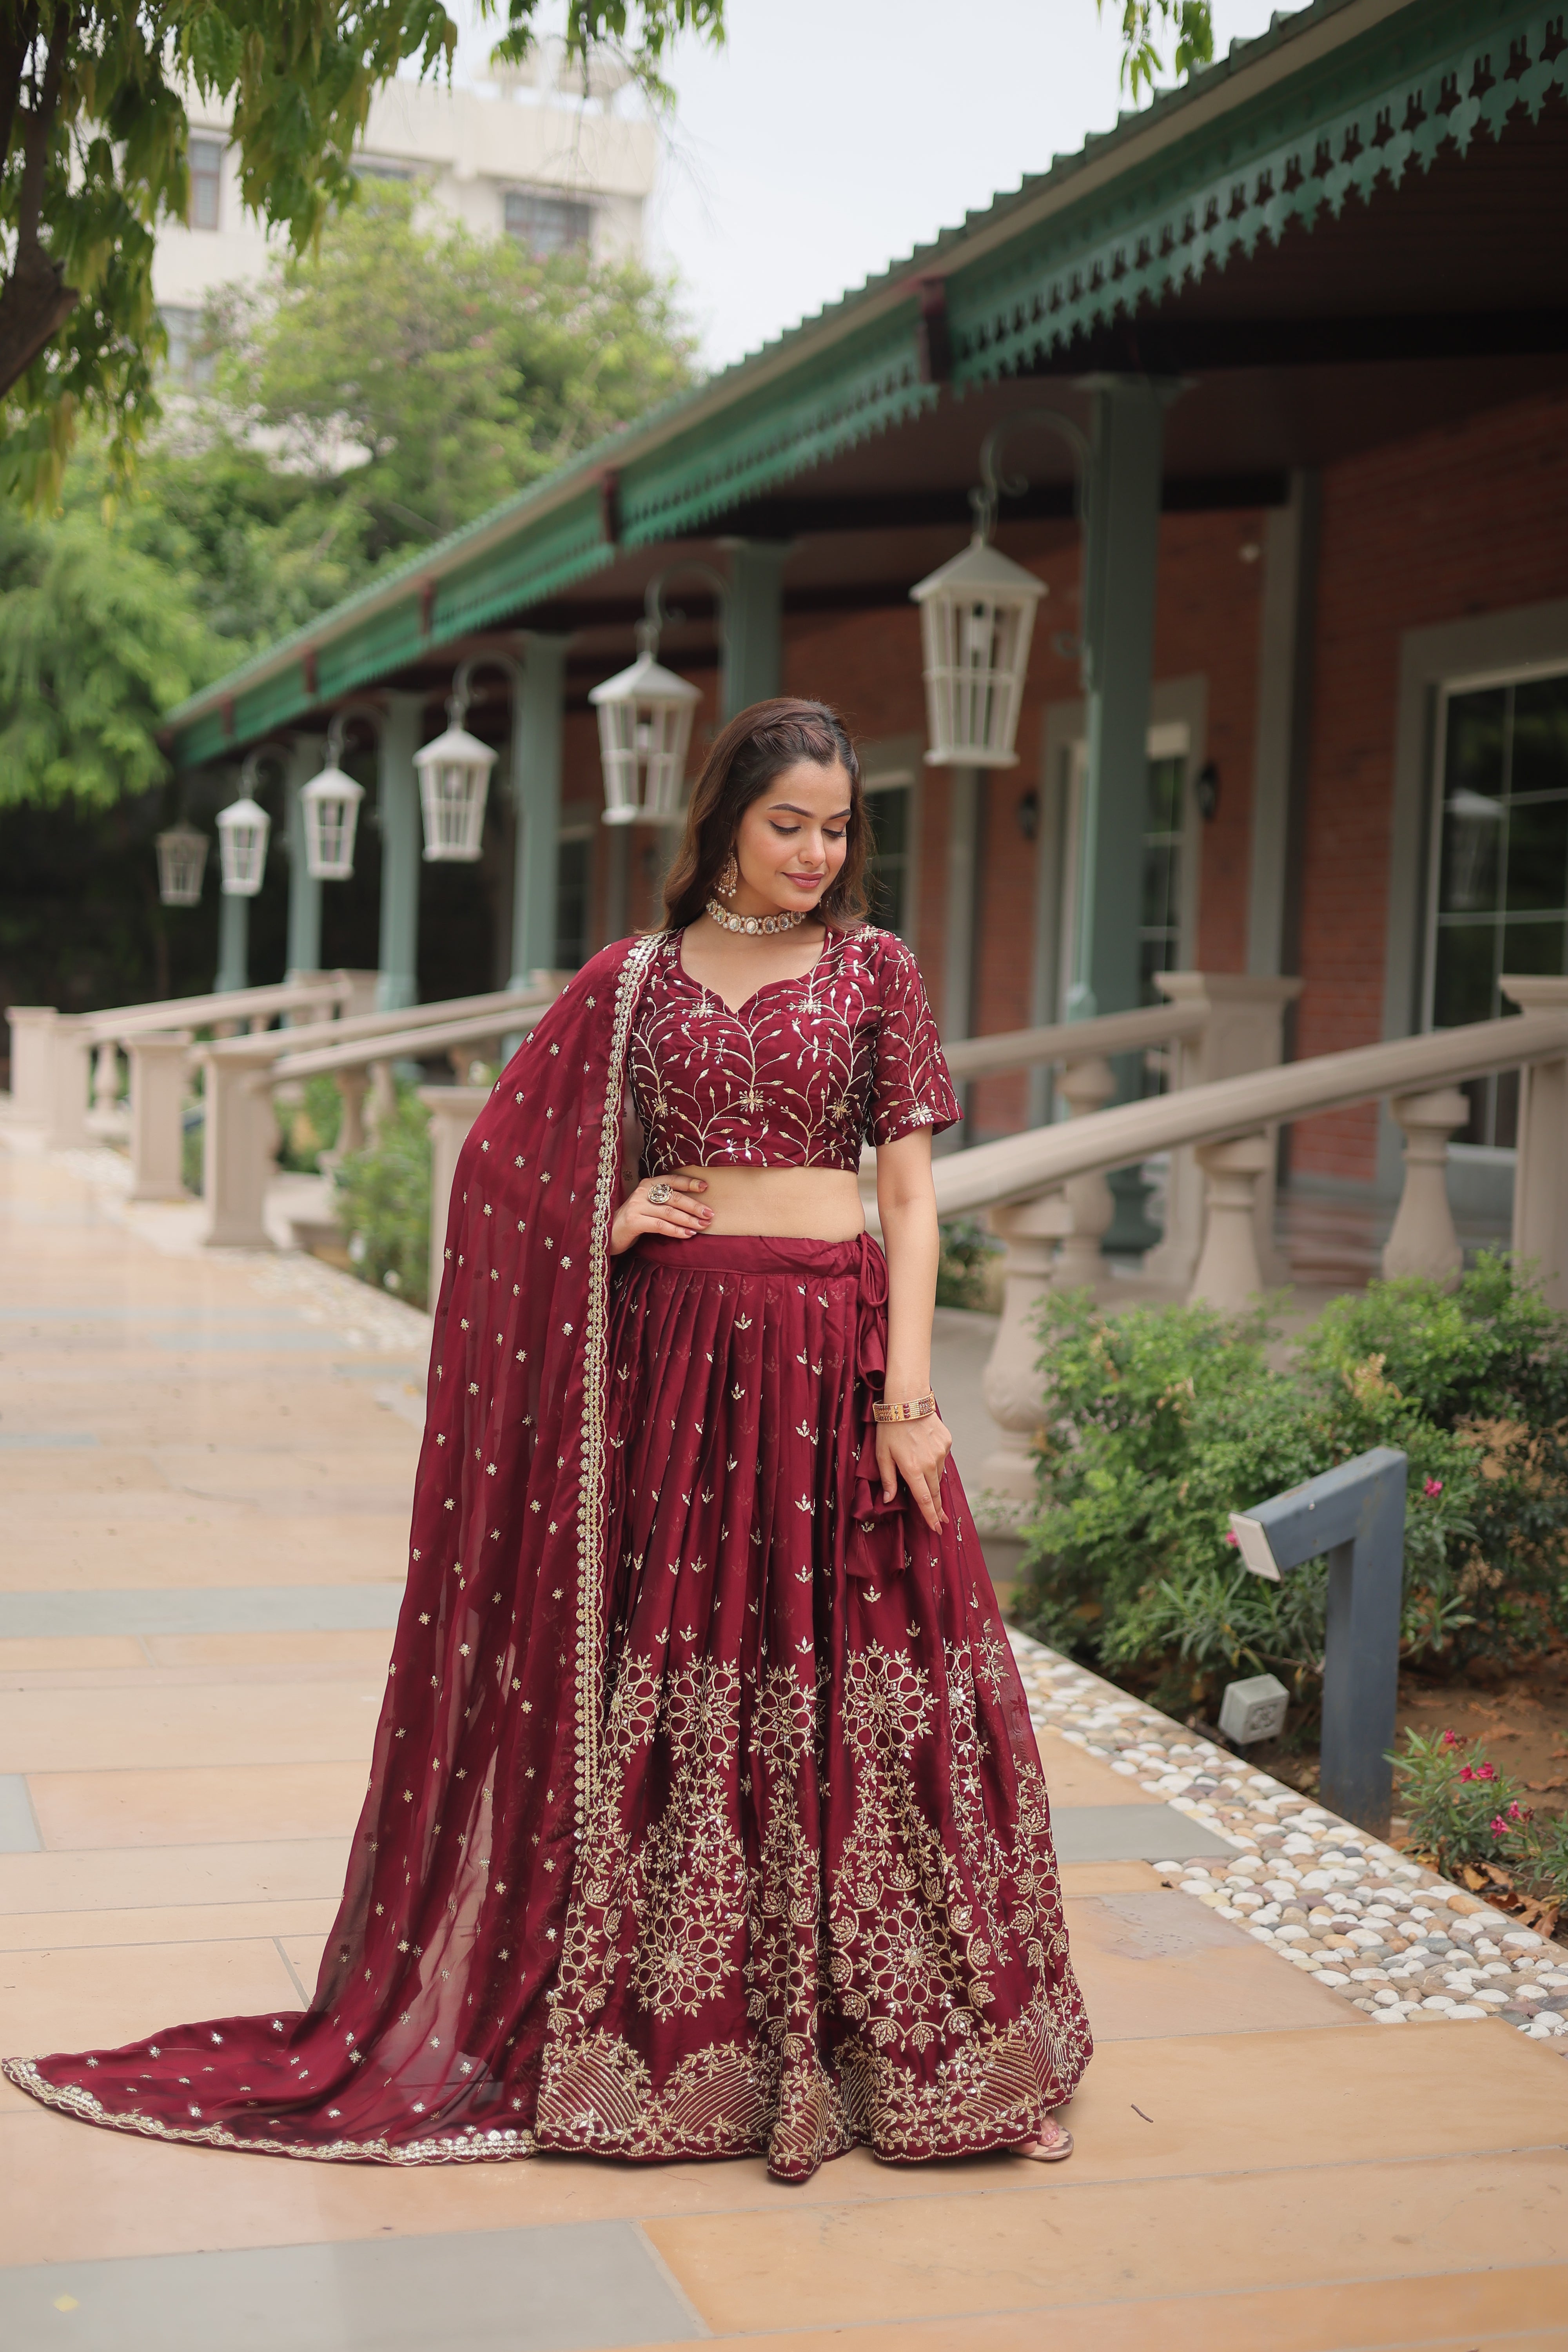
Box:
730, 759, 853, 918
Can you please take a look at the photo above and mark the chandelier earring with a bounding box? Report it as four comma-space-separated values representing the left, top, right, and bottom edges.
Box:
714, 850, 739, 899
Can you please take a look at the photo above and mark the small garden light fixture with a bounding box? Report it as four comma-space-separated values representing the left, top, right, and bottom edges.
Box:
590, 568, 715, 826
155, 819, 209, 907
910, 410, 1089, 769
415, 660, 503, 862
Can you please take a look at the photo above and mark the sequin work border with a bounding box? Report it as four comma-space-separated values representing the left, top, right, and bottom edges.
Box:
0, 2060, 538, 2167
575, 934, 661, 1837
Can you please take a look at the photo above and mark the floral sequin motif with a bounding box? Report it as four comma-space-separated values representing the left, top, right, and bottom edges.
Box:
629, 925, 959, 1175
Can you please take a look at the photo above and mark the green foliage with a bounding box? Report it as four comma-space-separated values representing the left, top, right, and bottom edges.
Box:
1392, 1726, 1568, 1913
333, 1087, 431, 1307
0, 503, 221, 804
1098, 0, 1215, 99
277, 1076, 345, 1176
209, 179, 696, 563
1015, 1258, 1568, 1722
936, 1216, 1002, 1311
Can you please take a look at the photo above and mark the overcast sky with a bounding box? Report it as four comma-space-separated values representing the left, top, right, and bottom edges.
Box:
453, 0, 1292, 372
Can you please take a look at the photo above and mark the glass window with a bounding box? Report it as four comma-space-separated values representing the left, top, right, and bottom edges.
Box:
355, 157, 413, 185
864, 781, 912, 939
504, 189, 592, 258
189, 137, 223, 231
1139, 753, 1187, 1005
1430, 669, 1568, 1146
555, 834, 592, 969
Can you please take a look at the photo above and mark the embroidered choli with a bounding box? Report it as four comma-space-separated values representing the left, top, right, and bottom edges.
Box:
629, 924, 960, 1174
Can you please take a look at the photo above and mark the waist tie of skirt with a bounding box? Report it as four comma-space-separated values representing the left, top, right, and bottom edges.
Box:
846, 1231, 923, 1583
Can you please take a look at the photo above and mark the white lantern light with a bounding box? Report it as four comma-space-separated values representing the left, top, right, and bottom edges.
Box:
413, 722, 497, 862
215, 795, 271, 896
910, 534, 1046, 768
155, 821, 209, 907
300, 763, 366, 880
589, 642, 702, 825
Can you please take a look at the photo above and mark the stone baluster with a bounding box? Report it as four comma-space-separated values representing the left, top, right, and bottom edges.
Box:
127, 1034, 192, 1201
335, 1069, 370, 1157
44, 1016, 93, 1150
367, 1058, 397, 1144
1502, 975, 1568, 1312
1187, 1131, 1273, 1312
1143, 973, 1301, 1289
91, 1039, 122, 1125
200, 1053, 278, 1249
1381, 1088, 1468, 1287
1051, 1054, 1117, 1288
5, 1007, 60, 1124
974, 1053, 1114, 1511
976, 1190, 1074, 1511
419, 1084, 492, 1317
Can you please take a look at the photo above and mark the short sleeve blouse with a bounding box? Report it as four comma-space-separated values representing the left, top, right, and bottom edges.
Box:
628, 924, 960, 1174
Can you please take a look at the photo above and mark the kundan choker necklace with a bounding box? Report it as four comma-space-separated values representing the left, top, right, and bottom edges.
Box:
704, 898, 810, 936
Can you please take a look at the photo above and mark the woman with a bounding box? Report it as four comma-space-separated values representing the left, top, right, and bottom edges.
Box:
6, 699, 1090, 2180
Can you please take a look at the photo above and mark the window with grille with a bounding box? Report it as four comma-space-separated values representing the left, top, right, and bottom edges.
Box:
864, 775, 914, 940
1426, 668, 1568, 1147
189, 138, 223, 230
555, 832, 593, 969
504, 189, 592, 257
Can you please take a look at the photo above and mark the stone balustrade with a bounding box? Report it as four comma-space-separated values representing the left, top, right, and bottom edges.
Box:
938, 975, 1568, 1539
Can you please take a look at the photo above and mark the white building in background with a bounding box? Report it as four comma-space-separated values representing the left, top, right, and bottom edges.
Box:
154, 59, 659, 375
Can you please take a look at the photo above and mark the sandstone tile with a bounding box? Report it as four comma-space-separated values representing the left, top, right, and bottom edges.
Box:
27, 1762, 369, 1849
0, 1683, 379, 1774
0, 1837, 353, 1916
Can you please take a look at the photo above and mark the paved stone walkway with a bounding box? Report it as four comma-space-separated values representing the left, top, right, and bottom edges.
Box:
1, 1136, 1565, 2350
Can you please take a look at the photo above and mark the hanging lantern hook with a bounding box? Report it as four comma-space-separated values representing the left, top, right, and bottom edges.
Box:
972, 410, 1093, 543
641, 562, 730, 660
238, 740, 290, 798
448, 652, 523, 733
324, 701, 383, 766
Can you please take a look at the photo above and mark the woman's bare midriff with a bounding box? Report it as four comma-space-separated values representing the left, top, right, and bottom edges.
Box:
671, 1163, 865, 1241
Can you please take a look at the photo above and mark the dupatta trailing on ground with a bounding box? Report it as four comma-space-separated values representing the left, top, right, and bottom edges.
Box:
5, 933, 662, 2162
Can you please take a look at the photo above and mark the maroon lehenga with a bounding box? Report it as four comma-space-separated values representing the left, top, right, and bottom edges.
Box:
5, 925, 1091, 2178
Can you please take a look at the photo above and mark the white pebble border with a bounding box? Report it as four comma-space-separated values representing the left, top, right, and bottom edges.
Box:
1009, 1628, 1568, 2043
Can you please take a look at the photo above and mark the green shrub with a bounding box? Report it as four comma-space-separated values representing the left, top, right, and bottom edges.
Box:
1014, 1257, 1568, 1722
333, 1089, 431, 1308
1392, 1726, 1568, 1917
936, 1216, 1002, 1310
277, 1074, 343, 1174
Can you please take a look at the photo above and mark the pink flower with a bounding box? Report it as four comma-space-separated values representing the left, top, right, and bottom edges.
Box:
1490, 1815, 1508, 1839
1477, 1762, 1497, 1782
1224, 1530, 1239, 1548
1424, 1477, 1443, 1498
1507, 1800, 1530, 1822
1441, 1729, 1461, 1748
1459, 1764, 1474, 1782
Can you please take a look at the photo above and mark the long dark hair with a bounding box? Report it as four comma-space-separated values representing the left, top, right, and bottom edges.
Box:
661, 698, 868, 931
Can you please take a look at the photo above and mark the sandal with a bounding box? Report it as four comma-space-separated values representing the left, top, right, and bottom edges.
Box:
1015, 2117, 1073, 2163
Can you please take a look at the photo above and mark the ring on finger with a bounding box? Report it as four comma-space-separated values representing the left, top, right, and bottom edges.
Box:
646, 1181, 672, 1206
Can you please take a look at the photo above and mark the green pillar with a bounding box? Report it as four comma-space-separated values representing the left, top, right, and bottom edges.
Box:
377, 692, 423, 1013
283, 736, 325, 979
216, 889, 248, 995
1068, 378, 1168, 1024
508, 636, 570, 983
720, 540, 789, 718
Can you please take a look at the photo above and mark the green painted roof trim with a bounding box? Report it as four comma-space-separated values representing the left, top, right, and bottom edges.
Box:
947, 0, 1568, 383
167, 0, 1563, 769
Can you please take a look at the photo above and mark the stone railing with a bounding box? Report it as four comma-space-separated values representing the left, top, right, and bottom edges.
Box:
196, 981, 566, 1249
5, 974, 370, 1154
942, 976, 1568, 1514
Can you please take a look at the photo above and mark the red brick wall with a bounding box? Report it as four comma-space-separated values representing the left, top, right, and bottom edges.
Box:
1294, 387, 1568, 1183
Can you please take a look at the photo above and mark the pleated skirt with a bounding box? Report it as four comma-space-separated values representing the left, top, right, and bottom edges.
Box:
535, 1233, 1093, 2181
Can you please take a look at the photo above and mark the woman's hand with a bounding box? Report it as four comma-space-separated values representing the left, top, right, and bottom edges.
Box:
876, 1410, 952, 1533
610, 1173, 713, 1257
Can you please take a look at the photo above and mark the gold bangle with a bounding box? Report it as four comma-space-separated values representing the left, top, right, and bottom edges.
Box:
873, 1394, 936, 1425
